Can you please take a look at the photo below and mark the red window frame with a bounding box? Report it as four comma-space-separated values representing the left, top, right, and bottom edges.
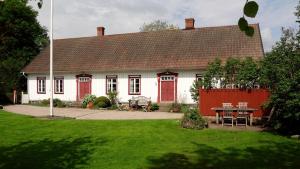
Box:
106, 75, 118, 94
128, 75, 141, 95
54, 77, 64, 94
37, 77, 46, 94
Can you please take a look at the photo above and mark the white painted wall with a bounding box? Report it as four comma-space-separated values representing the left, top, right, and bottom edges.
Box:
27, 70, 203, 104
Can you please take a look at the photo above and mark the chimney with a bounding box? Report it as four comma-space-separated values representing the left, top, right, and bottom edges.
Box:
185, 18, 195, 30
97, 27, 105, 36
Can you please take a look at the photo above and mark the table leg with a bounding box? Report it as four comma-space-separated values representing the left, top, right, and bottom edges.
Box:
216, 112, 219, 124
250, 113, 253, 126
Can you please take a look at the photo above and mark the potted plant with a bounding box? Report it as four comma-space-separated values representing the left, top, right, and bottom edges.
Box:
82, 94, 96, 109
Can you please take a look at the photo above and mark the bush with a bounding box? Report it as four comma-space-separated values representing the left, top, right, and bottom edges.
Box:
53, 98, 66, 108
107, 91, 118, 105
181, 108, 207, 130
82, 95, 97, 108
94, 96, 111, 108
40, 98, 66, 108
169, 103, 189, 113
41, 99, 50, 105
150, 103, 159, 111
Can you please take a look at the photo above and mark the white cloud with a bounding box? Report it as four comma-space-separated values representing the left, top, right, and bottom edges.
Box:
261, 28, 274, 52
29, 0, 298, 52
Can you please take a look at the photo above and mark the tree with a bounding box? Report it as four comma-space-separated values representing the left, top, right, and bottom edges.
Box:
0, 0, 48, 101
140, 20, 178, 32
190, 80, 202, 103
201, 58, 223, 89
223, 57, 241, 88
236, 57, 260, 89
260, 28, 300, 134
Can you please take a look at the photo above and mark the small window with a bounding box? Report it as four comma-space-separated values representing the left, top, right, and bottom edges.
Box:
129, 75, 141, 95
54, 77, 64, 94
161, 76, 174, 81
37, 77, 46, 94
196, 74, 203, 82
106, 75, 117, 94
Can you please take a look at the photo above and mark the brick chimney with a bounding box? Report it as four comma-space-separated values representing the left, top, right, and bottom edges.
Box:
185, 18, 195, 30
97, 27, 105, 36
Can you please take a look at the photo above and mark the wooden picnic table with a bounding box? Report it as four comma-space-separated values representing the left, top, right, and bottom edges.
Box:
211, 107, 257, 126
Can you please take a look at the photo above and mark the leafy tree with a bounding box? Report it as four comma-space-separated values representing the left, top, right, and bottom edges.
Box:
202, 58, 223, 89
236, 57, 260, 89
0, 0, 48, 97
140, 20, 178, 32
190, 80, 202, 103
223, 57, 241, 88
260, 28, 300, 134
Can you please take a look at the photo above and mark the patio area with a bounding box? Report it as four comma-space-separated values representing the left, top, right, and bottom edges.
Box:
3, 105, 183, 120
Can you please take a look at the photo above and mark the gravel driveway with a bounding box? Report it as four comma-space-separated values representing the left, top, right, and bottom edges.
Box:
3, 105, 183, 120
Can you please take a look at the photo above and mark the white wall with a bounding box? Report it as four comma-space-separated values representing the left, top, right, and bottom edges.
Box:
27, 74, 77, 101
27, 70, 203, 104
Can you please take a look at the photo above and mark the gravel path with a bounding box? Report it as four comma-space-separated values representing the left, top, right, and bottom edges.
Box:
4, 105, 183, 120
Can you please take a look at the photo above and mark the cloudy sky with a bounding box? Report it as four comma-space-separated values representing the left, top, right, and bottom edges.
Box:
29, 0, 298, 52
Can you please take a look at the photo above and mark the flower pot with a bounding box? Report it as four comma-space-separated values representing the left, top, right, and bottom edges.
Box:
87, 102, 94, 109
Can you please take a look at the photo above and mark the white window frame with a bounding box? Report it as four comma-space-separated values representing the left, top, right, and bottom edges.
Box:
54, 77, 64, 94
129, 75, 141, 95
37, 77, 46, 94
106, 75, 117, 94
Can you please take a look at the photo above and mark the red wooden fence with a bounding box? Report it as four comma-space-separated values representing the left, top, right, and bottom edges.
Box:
199, 89, 270, 117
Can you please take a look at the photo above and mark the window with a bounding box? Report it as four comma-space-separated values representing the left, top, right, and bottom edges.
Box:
129, 75, 141, 95
161, 76, 174, 81
37, 77, 46, 94
54, 77, 64, 94
106, 75, 117, 94
196, 74, 203, 82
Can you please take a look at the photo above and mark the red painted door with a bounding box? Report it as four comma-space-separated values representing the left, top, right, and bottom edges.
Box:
161, 76, 175, 102
78, 77, 91, 100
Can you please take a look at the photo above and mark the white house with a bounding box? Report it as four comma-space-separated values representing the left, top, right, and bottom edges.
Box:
22, 18, 264, 104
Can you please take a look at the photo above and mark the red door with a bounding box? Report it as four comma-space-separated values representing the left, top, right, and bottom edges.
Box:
161, 76, 175, 102
78, 77, 91, 100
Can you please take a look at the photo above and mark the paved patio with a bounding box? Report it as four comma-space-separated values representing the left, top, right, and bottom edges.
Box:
3, 105, 183, 120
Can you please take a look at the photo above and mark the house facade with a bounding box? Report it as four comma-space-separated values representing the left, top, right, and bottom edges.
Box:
22, 18, 264, 104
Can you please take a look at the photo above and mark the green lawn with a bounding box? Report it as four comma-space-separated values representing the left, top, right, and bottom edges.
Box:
0, 110, 299, 169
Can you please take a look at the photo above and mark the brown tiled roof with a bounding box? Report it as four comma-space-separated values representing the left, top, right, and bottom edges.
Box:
23, 24, 264, 73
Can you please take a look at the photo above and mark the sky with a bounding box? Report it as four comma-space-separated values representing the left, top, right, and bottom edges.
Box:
29, 0, 299, 52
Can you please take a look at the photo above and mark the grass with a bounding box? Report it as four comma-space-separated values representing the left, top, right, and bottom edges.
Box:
0, 110, 299, 169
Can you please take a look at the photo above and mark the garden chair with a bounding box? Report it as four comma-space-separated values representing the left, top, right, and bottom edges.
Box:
236, 102, 248, 127
222, 103, 234, 127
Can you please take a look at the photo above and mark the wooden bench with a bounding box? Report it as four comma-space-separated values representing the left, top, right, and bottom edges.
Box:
129, 96, 151, 112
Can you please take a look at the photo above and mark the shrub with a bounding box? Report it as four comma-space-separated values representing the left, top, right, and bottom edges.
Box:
169, 103, 189, 113
107, 91, 118, 105
41, 99, 50, 105
53, 98, 66, 108
181, 108, 207, 130
94, 96, 111, 108
150, 103, 159, 111
82, 95, 97, 108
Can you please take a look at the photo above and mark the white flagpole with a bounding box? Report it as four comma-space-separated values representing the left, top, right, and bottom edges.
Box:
50, 0, 54, 117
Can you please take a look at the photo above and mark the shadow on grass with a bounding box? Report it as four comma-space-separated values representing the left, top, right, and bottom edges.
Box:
146, 141, 300, 169
0, 137, 106, 169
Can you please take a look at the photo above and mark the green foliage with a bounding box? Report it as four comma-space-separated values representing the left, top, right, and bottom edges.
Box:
82, 95, 96, 108
224, 57, 241, 87
94, 96, 111, 108
140, 20, 179, 32
150, 103, 159, 111
169, 103, 189, 113
181, 108, 207, 130
260, 28, 300, 134
238, 1, 259, 36
202, 58, 223, 89
107, 91, 118, 105
0, 0, 48, 94
237, 57, 260, 88
244, 1, 259, 18
39, 98, 65, 107
53, 98, 66, 108
189, 80, 202, 103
